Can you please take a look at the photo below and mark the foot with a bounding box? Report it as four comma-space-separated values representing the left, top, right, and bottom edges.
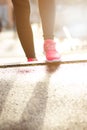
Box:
44, 39, 60, 61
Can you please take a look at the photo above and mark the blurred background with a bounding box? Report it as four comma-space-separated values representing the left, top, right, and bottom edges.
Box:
0, 0, 87, 64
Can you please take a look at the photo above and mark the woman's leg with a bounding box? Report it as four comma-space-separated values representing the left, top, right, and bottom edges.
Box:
38, 0, 56, 40
12, 0, 35, 59
38, 0, 60, 61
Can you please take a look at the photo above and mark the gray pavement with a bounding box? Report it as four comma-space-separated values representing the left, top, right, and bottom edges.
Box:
0, 63, 87, 130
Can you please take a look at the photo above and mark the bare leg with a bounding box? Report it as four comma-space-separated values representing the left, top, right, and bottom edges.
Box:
12, 0, 35, 59
38, 0, 56, 40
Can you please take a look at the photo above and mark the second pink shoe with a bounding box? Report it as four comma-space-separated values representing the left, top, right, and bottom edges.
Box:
28, 58, 37, 62
44, 39, 60, 61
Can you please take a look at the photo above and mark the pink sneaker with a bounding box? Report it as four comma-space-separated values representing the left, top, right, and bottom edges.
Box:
44, 39, 60, 61
28, 58, 37, 62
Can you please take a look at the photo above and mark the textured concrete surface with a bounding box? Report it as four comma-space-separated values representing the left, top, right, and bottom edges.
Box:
0, 63, 87, 130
